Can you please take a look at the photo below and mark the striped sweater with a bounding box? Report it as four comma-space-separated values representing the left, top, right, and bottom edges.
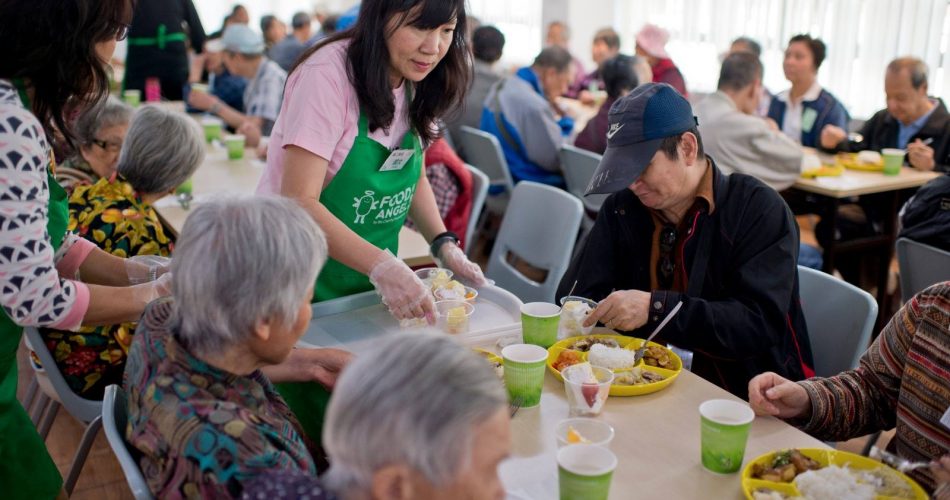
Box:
795, 281, 950, 493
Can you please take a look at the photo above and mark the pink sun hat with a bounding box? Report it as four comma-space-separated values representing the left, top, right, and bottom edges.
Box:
636, 24, 671, 59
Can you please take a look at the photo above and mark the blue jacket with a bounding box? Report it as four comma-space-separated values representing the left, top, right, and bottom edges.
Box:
480, 67, 572, 187
767, 88, 849, 148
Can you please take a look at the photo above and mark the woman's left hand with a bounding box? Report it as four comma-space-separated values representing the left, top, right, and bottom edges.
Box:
437, 242, 488, 287
262, 348, 353, 389
125, 255, 171, 285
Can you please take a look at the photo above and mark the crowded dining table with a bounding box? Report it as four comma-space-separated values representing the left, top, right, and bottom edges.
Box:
300, 288, 838, 500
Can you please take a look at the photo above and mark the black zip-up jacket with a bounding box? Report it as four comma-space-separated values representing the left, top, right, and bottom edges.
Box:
832, 98, 950, 173
557, 160, 814, 398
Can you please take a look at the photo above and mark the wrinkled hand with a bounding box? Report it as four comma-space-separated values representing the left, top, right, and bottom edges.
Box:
437, 242, 487, 287
748, 372, 811, 419
187, 89, 216, 111
368, 250, 435, 322
583, 289, 650, 331
262, 347, 353, 389
819, 124, 847, 149
907, 139, 936, 171
131, 272, 172, 305
933, 456, 950, 500
125, 255, 171, 285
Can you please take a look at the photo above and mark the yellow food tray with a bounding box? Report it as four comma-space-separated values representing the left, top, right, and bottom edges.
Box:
836, 152, 885, 172
546, 334, 682, 396
741, 448, 927, 499
802, 164, 844, 178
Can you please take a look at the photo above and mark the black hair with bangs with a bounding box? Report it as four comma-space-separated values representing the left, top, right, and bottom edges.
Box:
293, 0, 470, 144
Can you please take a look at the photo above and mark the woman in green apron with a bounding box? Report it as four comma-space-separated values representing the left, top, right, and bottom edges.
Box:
256, 0, 488, 442
0, 1, 174, 497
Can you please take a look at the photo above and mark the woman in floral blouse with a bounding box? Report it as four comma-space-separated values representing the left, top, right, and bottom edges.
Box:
40, 105, 204, 398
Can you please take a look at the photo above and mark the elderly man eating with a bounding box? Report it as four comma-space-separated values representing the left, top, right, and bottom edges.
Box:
557, 83, 814, 398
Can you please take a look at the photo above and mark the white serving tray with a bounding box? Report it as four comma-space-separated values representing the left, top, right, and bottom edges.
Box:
299, 286, 524, 355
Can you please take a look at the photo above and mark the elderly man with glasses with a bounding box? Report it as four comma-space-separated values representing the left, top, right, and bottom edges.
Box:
557, 83, 814, 398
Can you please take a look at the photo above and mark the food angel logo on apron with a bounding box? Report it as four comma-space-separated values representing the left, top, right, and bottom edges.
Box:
352, 190, 378, 224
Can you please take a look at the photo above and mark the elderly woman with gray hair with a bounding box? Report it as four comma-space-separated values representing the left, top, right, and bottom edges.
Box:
56, 96, 134, 191
39, 105, 204, 398
124, 196, 351, 498
242, 333, 511, 500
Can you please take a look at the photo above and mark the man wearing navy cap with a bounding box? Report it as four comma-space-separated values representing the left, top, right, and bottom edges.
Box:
557, 83, 814, 398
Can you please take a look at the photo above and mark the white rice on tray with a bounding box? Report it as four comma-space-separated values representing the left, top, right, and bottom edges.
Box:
794, 465, 876, 500
588, 344, 636, 370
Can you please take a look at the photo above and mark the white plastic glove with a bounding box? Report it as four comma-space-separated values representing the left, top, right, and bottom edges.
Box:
436, 242, 488, 287
125, 255, 171, 285
131, 272, 172, 305
368, 250, 435, 322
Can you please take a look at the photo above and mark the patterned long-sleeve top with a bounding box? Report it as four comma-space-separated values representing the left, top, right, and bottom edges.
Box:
795, 282, 950, 493
0, 79, 94, 331
124, 299, 317, 499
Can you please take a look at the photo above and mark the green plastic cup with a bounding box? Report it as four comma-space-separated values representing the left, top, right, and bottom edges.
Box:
699, 399, 755, 474
122, 89, 141, 107
501, 344, 548, 408
225, 134, 246, 160
881, 148, 905, 176
557, 444, 617, 500
175, 178, 193, 195
201, 117, 223, 143
521, 302, 560, 348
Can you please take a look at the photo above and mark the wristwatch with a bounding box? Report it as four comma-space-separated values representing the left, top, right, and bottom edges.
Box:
210, 100, 221, 115
429, 231, 460, 258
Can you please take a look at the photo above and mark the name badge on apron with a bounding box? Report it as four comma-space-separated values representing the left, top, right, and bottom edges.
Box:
801, 108, 819, 133
941, 405, 950, 430
379, 149, 415, 172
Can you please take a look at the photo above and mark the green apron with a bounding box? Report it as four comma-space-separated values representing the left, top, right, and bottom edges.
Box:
0, 158, 69, 499
276, 110, 423, 444
122, 23, 187, 91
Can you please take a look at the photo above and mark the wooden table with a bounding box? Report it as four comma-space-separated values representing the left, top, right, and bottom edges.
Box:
499, 368, 828, 499
788, 167, 940, 329
153, 140, 432, 265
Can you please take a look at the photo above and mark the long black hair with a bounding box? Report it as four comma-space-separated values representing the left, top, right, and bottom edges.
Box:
0, 0, 133, 146
294, 0, 470, 144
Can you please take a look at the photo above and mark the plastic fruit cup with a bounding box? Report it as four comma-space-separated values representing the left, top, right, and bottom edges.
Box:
434, 300, 474, 335
555, 418, 615, 448
562, 364, 613, 417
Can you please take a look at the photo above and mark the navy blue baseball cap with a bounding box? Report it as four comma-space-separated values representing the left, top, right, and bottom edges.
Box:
585, 83, 698, 195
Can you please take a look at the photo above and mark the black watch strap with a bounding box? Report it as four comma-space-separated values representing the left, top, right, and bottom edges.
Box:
429, 231, 460, 257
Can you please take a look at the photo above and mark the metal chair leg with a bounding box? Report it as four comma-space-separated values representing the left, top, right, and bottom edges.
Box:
63, 416, 102, 495
37, 400, 61, 440
22, 378, 38, 411
30, 393, 51, 426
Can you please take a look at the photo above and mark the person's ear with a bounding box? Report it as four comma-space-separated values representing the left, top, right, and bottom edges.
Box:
371, 464, 414, 500
253, 317, 272, 343
681, 132, 699, 165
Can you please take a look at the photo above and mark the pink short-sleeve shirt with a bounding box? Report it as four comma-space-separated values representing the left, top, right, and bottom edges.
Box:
257, 40, 411, 194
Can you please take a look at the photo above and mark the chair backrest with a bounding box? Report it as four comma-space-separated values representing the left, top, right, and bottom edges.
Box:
486, 182, 583, 303
896, 237, 950, 303
102, 385, 153, 500
465, 164, 489, 253
558, 145, 609, 214
797, 266, 878, 377
23, 327, 102, 423
457, 126, 515, 193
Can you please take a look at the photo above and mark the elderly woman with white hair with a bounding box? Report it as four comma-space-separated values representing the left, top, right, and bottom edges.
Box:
40, 105, 203, 398
56, 96, 133, 191
124, 196, 351, 498
242, 333, 511, 500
